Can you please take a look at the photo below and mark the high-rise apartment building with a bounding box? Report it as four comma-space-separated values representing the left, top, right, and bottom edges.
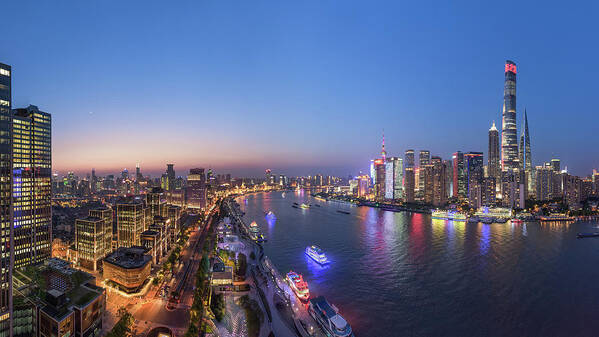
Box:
488, 122, 500, 180
12, 105, 52, 268
374, 159, 385, 200
418, 150, 430, 199
502, 60, 518, 171
0, 62, 13, 335
117, 200, 145, 247
385, 157, 403, 200
551, 159, 561, 173
147, 187, 166, 217
421, 163, 434, 205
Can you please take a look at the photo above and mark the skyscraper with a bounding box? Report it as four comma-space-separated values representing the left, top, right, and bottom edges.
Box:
0, 62, 12, 335
431, 156, 447, 206
452, 151, 466, 198
404, 167, 415, 203
12, 105, 52, 268
187, 168, 207, 209
385, 157, 403, 200
465, 152, 484, 207
501, 60, 518, 171
518, 109, 532, 171
418, 150, 430, 199
488, 121, 500, 180
404, 150, 415, 169
166, 164, 175, 191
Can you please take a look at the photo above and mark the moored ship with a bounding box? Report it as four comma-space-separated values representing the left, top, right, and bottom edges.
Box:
305, 245, 329, 264
431, 210, 467, 221
308, 296, 354, 337
286, 271, 310, 301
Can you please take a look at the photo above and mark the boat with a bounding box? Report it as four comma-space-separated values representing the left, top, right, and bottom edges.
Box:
249, 221, 260, 233
266, 211, 276, 218
293, 202, 299, 205
467, 216, 480, 223
300, 203, 310, 209
305, 245, 329, 264
336, 210, 350, 215
431, 210, 468, 221
511, 218, 524, 224
481, 217, 494, 224
292, 205, 299, 209
539, 214, 575, 222
308, 296, 354, 337
577, 233, 599, 238
286, 271, 310, 301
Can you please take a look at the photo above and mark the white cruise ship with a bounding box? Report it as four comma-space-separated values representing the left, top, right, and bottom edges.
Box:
305, 245, 329, 264
309, 296, 354, 337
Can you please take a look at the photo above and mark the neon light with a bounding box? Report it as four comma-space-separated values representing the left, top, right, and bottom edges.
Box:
505, 63, 517, 74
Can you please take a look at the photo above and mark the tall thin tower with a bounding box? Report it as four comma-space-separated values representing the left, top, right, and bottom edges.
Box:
488, 121, 500, 180
501, 60, 518, 171
518, 109, 531, 171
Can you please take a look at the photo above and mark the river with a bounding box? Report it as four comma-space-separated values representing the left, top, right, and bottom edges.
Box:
236, 190, 599, 337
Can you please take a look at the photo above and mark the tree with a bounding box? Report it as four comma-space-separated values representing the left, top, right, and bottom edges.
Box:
210, 293, 226, 322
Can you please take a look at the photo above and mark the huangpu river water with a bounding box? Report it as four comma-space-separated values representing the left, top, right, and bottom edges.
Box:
236, 191, 599, 337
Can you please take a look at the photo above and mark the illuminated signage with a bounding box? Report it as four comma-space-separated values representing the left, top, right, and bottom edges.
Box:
374, 159, 384, 165
505, 63, 517, 74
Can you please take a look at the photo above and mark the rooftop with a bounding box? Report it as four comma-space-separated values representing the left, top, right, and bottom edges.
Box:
104, 246, 152, 269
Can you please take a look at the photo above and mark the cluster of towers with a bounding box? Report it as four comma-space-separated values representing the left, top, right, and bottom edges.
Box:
367, 60, 535, 209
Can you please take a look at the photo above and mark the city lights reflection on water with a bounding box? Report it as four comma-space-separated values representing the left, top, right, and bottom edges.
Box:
238, 191, 599, 337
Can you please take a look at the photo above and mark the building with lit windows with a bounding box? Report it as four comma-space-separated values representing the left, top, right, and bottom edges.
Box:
385, 158, 403, 200
187, 168, 206, 210
374, 159, 385, 200
452, 151, 466, 199
117, 200, 145, 247
488, 122, 500, 181
404, 150, 415, 169
88, 207, 114, 257
75, 216, 105, 272
12, 105, 52, 268
146, 187, 166, 217
502, 60, 519, 171
404, 168, 415, 203
431, 156, 446, 206
465, 152, 484, 207
103, 247, 152, 293
0, 62, 13, 336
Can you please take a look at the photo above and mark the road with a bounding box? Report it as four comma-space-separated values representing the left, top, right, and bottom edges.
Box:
103, 204, 220, 336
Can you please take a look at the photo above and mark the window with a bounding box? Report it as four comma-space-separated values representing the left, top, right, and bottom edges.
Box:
0, 69, 9, 77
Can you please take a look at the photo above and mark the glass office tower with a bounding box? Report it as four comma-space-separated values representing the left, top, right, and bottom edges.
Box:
501, 60, 518, 171
12, 105, 52, 268
0, 62, 13, 335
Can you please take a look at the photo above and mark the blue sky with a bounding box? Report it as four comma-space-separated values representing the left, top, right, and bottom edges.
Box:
1, 0, 598, 177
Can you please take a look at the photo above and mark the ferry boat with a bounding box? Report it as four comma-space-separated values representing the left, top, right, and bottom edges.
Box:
300, 203, 310, 209
308, 296, 354, 337
539, 214, 575, 222
265, 211, 276, 218
285, 271, 310, 301
431, 210, 467, 221
249, 221, 260, 233
305, 245, 329, 264
511, 218, 524, 225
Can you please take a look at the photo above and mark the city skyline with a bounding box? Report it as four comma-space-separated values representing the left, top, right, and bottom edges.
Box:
2, 1, 599, 177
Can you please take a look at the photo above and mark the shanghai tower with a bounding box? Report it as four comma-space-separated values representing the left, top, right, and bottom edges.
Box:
501, 60, 518, 171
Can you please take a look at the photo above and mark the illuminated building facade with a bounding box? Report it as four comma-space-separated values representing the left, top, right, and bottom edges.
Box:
103, 247, 152, 293
404, 149, 415, 169
0, 62, 12, 335
374, 159, 385, 200
12, 105, 52, 268
357, 175, 369, 197
166, 163, 175, 192
146, 187, 166, 217
431, 156, 446, 206
535, 165, 552, 201
75, 216, 104, 271
404, 168, 415, 203
391, 157, 403, 199
488, 122, 500, 181
187, 168, 206, 210
452, 151, 465, 198
502, 60, 518, 171
117, 200, 145, 247
89, 206, 114, 256
418, 150, 430, 198
465, 152, 484, 207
